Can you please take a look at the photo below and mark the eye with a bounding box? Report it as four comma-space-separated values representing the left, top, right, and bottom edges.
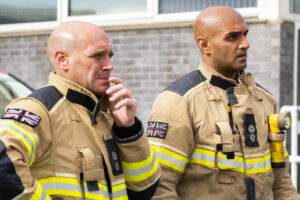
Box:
109, 52, 114, 58
92, 53, 105, 60
226, 33, 239, 41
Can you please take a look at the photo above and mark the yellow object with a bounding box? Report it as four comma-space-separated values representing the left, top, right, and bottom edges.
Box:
269, 112, 291, 168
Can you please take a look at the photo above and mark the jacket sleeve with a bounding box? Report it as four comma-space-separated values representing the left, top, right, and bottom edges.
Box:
147, 91, 194, 200
0, 97, 52, 200
112, 117, 160, 200
272, 157, 298, 199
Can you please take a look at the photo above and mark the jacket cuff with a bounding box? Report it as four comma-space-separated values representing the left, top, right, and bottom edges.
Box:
112, 117, 143, 143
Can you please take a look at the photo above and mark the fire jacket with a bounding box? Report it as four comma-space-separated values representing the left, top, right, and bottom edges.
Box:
0, 72, 160, 200
147, 64, 297, 200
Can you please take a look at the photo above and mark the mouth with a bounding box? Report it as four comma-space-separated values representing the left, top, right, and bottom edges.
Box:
236, 53, 247, 59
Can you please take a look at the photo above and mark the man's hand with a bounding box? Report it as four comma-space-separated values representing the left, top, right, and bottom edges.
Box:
106, 77, 137, 127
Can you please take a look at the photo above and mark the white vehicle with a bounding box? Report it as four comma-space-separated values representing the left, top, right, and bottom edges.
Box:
0, 72, 33, 115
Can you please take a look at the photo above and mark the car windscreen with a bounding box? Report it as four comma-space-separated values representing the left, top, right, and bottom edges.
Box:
0, 73, 32, 114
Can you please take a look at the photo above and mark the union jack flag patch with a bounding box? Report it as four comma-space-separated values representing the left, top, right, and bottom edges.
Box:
1, 108, 41, 128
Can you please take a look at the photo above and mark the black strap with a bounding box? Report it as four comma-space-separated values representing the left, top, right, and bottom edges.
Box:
210, 75, 238, 105
211, 77, 237, 158
226, 87, 238, 105
245, 177, 256, 200
103, 159, 112, 197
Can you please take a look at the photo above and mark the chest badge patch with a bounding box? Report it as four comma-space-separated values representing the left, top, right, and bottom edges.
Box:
147, 121, 168, 139
244, 108, 259, 147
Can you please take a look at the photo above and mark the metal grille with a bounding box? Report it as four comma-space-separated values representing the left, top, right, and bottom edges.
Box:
159, 0, 257, 14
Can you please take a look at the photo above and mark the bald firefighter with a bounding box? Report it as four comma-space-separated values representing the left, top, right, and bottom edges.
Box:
0, 21, 159, 200
147, 6, 298, 200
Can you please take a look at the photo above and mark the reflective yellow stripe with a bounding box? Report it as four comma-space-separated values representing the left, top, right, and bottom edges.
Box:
111, 182, 128, 200
190, 148, 272, 174
30, 183, 51, 200
0, 122, 37, 165
151, 144, 188, 173
39, 176, 128, 200
123, 149, 159, 182
122, 148, 154, 170
284, 150, 289, 158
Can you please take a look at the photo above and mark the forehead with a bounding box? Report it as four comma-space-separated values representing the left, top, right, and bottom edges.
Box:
216, 17, 248, 35
84, 32, 112, 53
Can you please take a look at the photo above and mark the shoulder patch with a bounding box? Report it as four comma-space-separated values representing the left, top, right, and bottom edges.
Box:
147, 121, 168, 139
164, 70, 206, 96
29, 86, 63, 111
1, 108, 41, 128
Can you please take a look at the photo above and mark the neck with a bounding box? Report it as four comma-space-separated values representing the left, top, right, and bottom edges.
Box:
202, 60, 238, 80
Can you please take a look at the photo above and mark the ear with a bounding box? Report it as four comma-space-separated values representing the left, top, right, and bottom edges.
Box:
196, 36, 211, 55
54, 51, 69, 71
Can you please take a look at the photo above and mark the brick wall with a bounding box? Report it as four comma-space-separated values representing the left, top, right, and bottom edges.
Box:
0, 22, 282, 124
280, 21, 295, 107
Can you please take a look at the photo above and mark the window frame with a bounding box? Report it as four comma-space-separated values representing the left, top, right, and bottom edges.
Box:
0, 0, 273, 34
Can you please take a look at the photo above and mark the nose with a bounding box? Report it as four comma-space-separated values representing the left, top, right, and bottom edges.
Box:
240, 36, 250, 50
103, 56, 113, 72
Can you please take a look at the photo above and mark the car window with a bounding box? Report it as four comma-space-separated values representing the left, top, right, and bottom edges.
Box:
0, 84, 11, 114
0, 73, 33, 115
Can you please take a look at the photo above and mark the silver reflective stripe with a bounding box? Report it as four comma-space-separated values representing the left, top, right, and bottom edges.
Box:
124, 154, 157, 176
157, 151, 187, 168
192, 151, 245, 169
85, 185, 110, 198
191, 152, 215, 163
111, 189, 128, 198
218, 157, 245, 169
246, 159, 271, 170
42, 182, 81, 193
0, 125, 35, 149
40, 189, 47, 200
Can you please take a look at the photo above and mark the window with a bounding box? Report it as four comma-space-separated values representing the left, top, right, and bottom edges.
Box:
290, 0, 300, 14
0, 0, 56, 24
0, 0, 262, 33
69, 0, 148, 16
0, 73, 33, 115
159, 0, 257, 14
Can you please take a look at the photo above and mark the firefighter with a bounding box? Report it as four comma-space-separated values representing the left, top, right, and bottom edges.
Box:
147, 6, 297, 199
0, 21, 160, 200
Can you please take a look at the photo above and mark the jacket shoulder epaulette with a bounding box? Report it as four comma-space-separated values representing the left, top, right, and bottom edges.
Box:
29, 86, 63, 111
256, 83, 272, 96
164, 70, 206, 96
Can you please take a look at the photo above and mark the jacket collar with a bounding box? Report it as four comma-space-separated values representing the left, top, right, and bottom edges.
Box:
199, 63, 256, 90
48, 73, 108, 124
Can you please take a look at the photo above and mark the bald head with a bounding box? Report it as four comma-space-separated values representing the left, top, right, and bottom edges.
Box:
193, 6, 249, 79
47, 21, 108, 73
194, 6, 245, 40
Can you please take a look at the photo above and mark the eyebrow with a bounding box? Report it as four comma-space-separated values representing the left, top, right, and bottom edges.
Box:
87, 49, 106, 57
226, 29, 249, 36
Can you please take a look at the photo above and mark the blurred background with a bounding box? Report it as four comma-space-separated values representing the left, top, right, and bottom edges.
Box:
0, 0, 300, 192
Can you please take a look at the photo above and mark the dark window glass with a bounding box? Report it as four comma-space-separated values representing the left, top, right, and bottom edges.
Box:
159, 0, 257, 14
69, 0, 147, 16
0, 0, 56, 24
290, 0, 300, 14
